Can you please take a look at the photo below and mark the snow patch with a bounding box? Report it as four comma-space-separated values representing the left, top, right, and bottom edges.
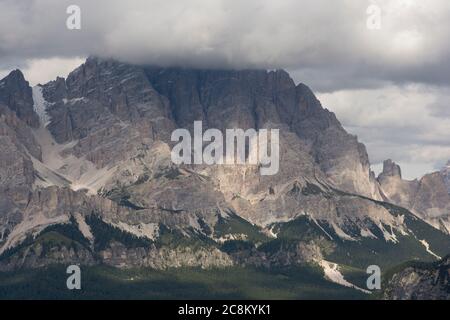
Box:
32, 86, 50, 126
419, 239, 441, 259
214, 233, 248, 243
378, 223, 399, 243
267, 225, 278, 238
320, 260, 371, 294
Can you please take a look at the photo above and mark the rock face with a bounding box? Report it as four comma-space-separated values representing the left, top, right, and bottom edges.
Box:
144, 66, 381, 200
0, 57, 449, 281
383, 256, 450, 300
378, 159, 402, 180
378, 160, 450, 234
441, 161, 450, 193
0, 70, 39, 128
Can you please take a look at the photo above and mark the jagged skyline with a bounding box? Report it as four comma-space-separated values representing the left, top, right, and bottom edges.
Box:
1, 1, 450, 178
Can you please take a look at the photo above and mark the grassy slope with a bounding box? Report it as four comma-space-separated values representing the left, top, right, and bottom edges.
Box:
0, 265, 367, 300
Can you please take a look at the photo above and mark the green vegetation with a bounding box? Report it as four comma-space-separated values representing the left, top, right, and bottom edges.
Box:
0, 199, 447, 300
403, 214, 450, 257
338, 264, 371, 290
156, 224, 216, 249
0, 217, 91, 260
220, 240, 255, 253
381, 254, 450, 286
372, 255, 450, 299
85, 214, 152, 250
258, 216, 334, 256
214, 212, 269, 244
272, 215, 325, 242
325, 231, 436, 270
0, 265, 368, 300
45, 217, 91, 247
264, 215, 442, 270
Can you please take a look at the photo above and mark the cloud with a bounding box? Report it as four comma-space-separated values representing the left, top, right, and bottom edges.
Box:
429, 96, 450, 119
1, 0, 450, 90
0, 57, 85, 86
1, 0, 450, 178
317, 85, 450, 179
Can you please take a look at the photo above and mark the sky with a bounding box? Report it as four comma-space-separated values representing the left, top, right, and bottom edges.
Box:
0, 0, 449, 179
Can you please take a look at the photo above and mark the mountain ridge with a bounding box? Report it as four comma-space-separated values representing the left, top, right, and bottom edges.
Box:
0, 57, 449, 298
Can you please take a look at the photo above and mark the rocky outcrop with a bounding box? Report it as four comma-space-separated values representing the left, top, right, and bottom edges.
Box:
383, 256, 450, 300
99, 241, 233, 269
377, 160, 419, 210
0, 103, 43, 247
378, 159, 402, 180
0, 70, 39, 128
378, 160, 450, 234
0, 242, 96, 272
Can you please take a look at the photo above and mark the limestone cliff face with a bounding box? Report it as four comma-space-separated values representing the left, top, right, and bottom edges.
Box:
0, 102, 42, 246
0, 57, 448, 275
378, 159, 402, 180
36, 58, 381, 201
441, 162, 450, 193
377, 160, 419, 209
144, 66, 381, 200
378, 160, 450, 234
0, 70, 39, 128
42, 57, 175, 168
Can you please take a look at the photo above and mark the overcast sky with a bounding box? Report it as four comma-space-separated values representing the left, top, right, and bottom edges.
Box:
1, 0, 449, 179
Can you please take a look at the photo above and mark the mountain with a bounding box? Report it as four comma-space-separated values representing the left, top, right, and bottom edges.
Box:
378, 159, 450, 235
0, 57, 449, 298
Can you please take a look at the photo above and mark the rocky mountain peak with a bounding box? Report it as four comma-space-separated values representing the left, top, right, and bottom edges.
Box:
0, 69, 39, 128
3, 69, 25, 82
378, 158, 450, 235
379, 159, 402, 179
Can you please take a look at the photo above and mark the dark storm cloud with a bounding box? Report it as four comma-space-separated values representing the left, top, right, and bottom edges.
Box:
1, 0, 450, 91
